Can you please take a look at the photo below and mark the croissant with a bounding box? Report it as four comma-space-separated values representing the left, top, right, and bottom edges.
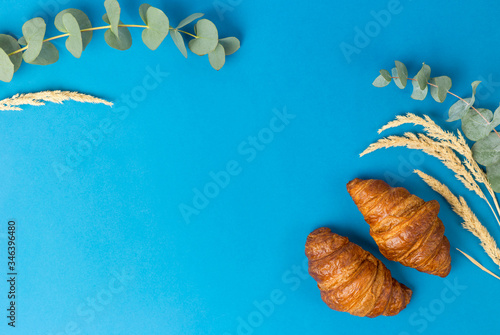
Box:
305, 227, 412, 317
347, 178, 451, 277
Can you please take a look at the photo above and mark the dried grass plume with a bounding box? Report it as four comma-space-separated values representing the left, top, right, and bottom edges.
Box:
362, 113, 500, 279
415, 169, 500, 269
0, 91, 113, 111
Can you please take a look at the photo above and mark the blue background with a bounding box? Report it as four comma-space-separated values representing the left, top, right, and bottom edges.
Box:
1, 0, 499, 334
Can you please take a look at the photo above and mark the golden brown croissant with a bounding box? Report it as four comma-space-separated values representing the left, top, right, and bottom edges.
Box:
347, 178, 451, 277
305, 227, 412, 317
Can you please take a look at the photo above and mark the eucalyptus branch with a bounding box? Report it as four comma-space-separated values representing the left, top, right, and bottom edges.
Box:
0, 0, 241, 83
373, 61, 500, 193
391, 76, 500, 138
8, 24, 199, 57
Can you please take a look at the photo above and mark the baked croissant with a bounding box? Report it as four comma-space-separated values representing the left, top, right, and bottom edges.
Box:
347, 178, 451, 277
305, 227, 412, 317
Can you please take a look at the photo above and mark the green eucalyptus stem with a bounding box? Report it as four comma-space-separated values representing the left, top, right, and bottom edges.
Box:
8, 24, 197, 56
392, 76, 500, 218
393, 76, 500, 139
0, 1, 241, 81
172, 28, 197, 39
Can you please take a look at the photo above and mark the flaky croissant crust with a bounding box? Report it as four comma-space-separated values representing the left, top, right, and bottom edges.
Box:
306, 227, 412, 317
347, 178, 451, 277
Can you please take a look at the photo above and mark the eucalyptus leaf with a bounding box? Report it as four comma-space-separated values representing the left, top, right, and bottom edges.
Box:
62, 13, 83, 58
391, 67, 404, 89
471, 80, 481, 94
22, 17, 46, 63
218, 37, 239, 56
208, 43, 225, 70
170, 29, 187, 58
394, 60, 408, 88
490, 106, 500, 131
177, 13, 204, 28
448, 98, 472, 122
27, 41, 59, 65
0, 48, 14, 82
103, 14, 132, 50
0, 34, 22, 72
104, 0, 121, 36
472, 132, 500, 166
448, 81, 481, 122
379, 69, 392, 82
188, 19, 218, 56
55, 9, 92, 51
430, 76, 452, 103
411, 79, 428, 100
141, 6, 169, 50
462, 108, 493, 141
139, 4, 151, 23
415, 63, 431, 90
487, 164, 500, 193
373, 74, 391, 87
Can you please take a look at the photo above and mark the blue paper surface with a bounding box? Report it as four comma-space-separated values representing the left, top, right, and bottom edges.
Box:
1, 0, 499, 334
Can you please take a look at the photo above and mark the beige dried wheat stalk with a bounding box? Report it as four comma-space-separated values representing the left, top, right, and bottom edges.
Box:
361, 132, 483, 199
0, 91, 113, 111
415, 170, 500, 271
378, 113, 500, 220
362, 113, 500, 279
361, 113, 500, 226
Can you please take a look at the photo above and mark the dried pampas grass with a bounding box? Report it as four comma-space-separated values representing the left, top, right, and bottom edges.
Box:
0, 91, 113, 111
415, 170, 500, 271
362, 113, 500, 280
374, 113, 499, 219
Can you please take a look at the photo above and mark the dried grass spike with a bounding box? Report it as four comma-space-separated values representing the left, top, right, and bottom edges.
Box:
0, 90, 113, 111
415, 170, 500, 274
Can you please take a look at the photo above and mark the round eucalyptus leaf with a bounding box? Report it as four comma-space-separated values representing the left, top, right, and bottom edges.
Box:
26, 41, 59, 65
430, 76, 452, 103
139, 4, 151, 24
170, 29, 187, 58
0, 48, 14, 82
188, 19, 218, 56
462, 108, 493, 141
141, 6, 169, 51
62, 13, 83, 58
104, 0, 121, 36
391, 67, 404, 89
472, 132, 500, 167
208, 43, 225, 70
448, 98, 472, 122
487, 164, 500, 193
177, 13, 204, 29
55, 9, 92, 50
394, 60, 408, 88
22, 17, 46, 63
103, 15, 132, 50
218, 37, 240, 55
415, 63, 431, 90
0, 34, 22, 72
411, 79, 428, 100
379, 69, 392, 82
372, 74, 390, 87
489, 106, 500, 132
